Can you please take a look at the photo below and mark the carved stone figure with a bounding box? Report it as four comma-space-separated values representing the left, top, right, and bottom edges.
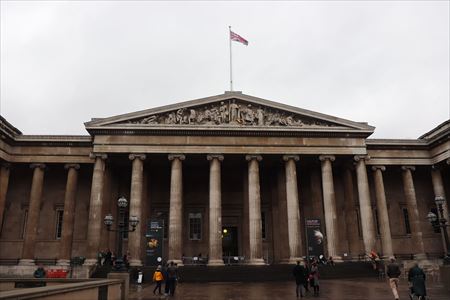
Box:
188, 109, 197, 124
219, 102, 229, 124
229, 100, 240, 123
142, 115, 157, 124
256, 107, 264, 126
240, 104, 255, 124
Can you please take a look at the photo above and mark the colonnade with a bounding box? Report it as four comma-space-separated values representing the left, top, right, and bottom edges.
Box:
0, 153, 448, 266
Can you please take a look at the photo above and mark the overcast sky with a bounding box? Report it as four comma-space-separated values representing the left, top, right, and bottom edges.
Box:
1, 1, 449, 139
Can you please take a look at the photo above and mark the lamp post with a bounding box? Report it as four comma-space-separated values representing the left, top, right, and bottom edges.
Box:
427, 196, 450, 265
104, 196, 139, 271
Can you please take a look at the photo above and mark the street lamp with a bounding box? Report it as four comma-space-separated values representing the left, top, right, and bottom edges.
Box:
103, 196, 139, 271
427, 196, 450, 265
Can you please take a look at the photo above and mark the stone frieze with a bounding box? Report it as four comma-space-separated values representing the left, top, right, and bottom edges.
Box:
124, 100, 334, 127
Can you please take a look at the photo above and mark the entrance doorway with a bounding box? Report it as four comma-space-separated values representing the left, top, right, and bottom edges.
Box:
222, 226, 238, 256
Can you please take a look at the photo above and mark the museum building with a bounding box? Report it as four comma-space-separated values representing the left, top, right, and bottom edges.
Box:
0, 92, 449, 269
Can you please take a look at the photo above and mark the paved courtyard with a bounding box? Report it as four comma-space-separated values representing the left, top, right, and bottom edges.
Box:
129, 278, 450, 300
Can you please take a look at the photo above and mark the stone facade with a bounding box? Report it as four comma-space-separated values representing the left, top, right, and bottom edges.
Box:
0, 92, 449, 268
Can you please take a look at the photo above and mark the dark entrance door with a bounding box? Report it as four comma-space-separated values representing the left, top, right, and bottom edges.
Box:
222, 226, 238, 256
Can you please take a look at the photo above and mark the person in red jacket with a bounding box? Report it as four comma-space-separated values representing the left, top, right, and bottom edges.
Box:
152, 265, 164, 295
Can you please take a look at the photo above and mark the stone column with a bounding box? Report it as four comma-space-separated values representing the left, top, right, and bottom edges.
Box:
354, 155, 376, 256
431, 166, 449, 253
0, 163, 11, 233
343, 167, 360, 259
57, 164, 80, 265
245, 155, 265, 265
207, 154, 225, 266
283, 155, 303, 262
319, 155, 341, 261
19, 163, 46, 265
372, 166, 394, 259
84, 153, 107, 266
128, 154, 146, 267
168, 154, 185, 265
402, 166, 426, 259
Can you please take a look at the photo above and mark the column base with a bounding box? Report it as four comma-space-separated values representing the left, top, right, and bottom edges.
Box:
129, 259, 143, 267
247, 258, 265, 265
83, 258, 98, 266
18, 259, 35, 266
207, 259, 225, 266
331, 256, 343, 263
56, 259, 71, 266
414, 253, 427, 260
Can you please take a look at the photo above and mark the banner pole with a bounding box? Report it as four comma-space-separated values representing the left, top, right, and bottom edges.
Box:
229, 26, 233, 91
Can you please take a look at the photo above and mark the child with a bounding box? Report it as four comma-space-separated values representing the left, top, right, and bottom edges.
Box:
153, 265, 164, 295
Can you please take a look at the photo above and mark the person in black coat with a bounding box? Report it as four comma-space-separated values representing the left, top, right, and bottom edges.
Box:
293, 260, 308, 298
408, 263, 427, 299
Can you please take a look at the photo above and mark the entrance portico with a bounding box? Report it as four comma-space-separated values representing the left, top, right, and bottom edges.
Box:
0, 92, 448, 271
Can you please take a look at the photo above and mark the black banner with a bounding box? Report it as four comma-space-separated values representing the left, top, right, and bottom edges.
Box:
305, 219, 324, 258
145, 219, 164, 266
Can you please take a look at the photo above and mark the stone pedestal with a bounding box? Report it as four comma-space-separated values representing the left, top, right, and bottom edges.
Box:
108, 272, 129, 300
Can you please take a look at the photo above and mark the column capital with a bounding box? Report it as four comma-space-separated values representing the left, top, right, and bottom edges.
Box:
401, 165, 416, 172
207, 154, 224, 161
30, 163, 46, 170
64, 163, 80, 170
371, 165, 386, 172
168, 154, 185, 161
89, 153, 107, 160
129, 153, 146, 161
319, 155, 335, 162
282, 155, 299, 162
354, 155, 370, 162
245, 155, 262, 162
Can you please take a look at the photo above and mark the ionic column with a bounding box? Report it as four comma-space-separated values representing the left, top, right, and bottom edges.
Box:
372, 166, 393, 259
84, 153, 107, 266
19, 163, 46, 265
57, 164, 80, 265
128, 154, 146, 267
245, 155, 265, 265
319, 155, 341, 261
0, 163, 11, 233
402, 166, 426, 259
283, 155, 303, 262
431, 166, 449, 253
168, 154, 185, 265
207, 154, 225, 266
354, 155, 376, 256
343, 167, 360, 259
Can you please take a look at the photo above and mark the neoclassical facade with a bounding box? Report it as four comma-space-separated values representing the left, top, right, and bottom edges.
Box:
0, 92, 449, 268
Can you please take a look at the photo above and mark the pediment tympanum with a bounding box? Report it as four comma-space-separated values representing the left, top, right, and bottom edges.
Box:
123, 99, 335, 128
85, 92, 375, 136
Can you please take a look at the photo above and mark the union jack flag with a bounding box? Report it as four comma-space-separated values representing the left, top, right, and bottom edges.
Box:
230, 31, 248, 46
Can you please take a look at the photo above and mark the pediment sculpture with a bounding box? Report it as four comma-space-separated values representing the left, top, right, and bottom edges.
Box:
126, 100, 334, 127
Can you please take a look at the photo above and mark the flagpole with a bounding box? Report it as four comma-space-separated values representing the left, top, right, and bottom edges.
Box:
229, 26, 233, 91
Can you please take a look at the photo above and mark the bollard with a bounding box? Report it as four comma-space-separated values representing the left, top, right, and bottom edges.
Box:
137, 270, 143, 284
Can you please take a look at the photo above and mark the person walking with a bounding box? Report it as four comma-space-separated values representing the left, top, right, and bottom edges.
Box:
408, 263, 427, 300
386, 257, 402, 300
293, 260, 308, 298
152, 265, 164, 295
167, 261, 179, 296
310, 261, 320, 296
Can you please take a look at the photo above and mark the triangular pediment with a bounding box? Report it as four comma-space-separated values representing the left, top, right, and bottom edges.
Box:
85, 92, 374, 136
